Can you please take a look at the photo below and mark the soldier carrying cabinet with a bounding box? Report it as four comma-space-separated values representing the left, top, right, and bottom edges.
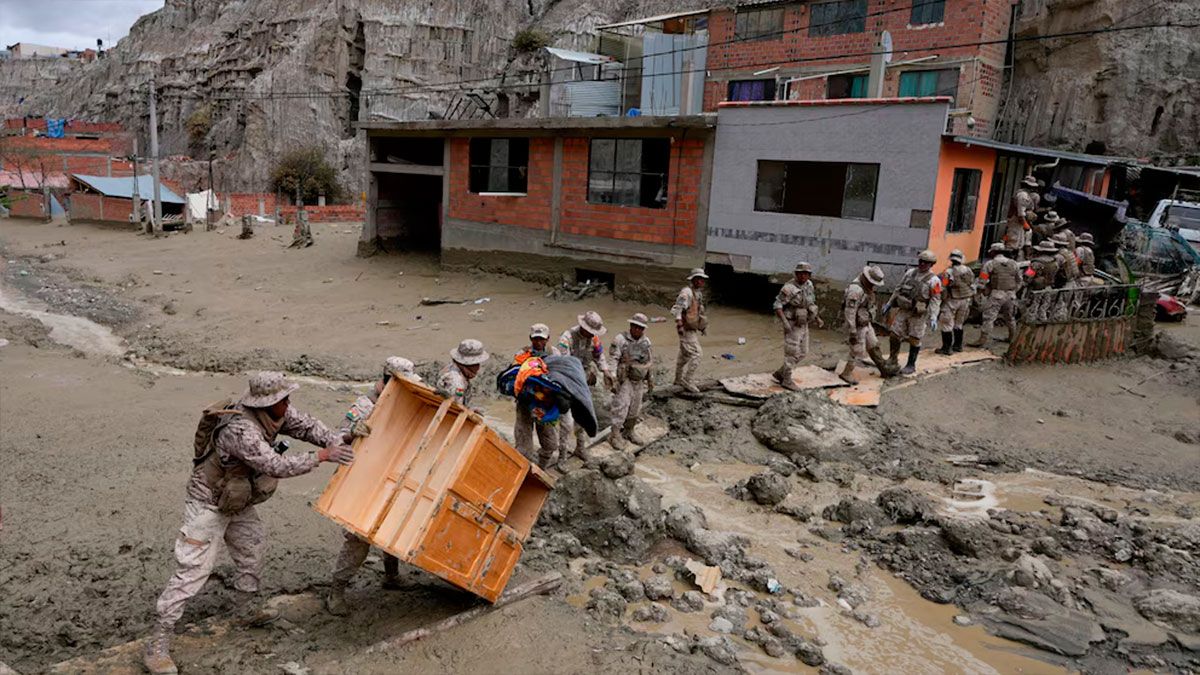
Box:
773, 262, 824, 390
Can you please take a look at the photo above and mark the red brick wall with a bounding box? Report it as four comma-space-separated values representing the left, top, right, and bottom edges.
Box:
7, 189, 47, 219
705, 0, 1013, 123
447, 137, 554, 231
218, 193, 362, 221
559, 137, 704, 247
279, 205, 364, 222
68, 193, 133, 223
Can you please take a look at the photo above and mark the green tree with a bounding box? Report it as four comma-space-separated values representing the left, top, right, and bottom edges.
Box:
270, 147, 342, 204
512, 28, 550, 54
185, 105, 212, 151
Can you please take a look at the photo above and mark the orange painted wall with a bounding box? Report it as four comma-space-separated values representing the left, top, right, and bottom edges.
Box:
928, 139, 996, 270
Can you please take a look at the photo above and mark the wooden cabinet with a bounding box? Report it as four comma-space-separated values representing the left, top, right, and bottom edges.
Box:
315, 377, 554, 602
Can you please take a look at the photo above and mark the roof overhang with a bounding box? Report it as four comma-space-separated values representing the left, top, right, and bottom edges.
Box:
361, 115, 716, 138
596, 8, 711, 30
946, 135, 1130, 166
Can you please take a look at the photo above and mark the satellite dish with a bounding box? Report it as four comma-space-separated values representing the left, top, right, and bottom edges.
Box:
880, 31, 893, 64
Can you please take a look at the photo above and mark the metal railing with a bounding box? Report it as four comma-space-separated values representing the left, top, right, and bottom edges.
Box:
1018, 283, 1141, 325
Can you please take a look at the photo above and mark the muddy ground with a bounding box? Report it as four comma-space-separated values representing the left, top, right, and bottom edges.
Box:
1, 218, 1198, 674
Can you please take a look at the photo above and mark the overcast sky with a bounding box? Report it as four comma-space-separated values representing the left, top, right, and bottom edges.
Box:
1, 0, 164, 51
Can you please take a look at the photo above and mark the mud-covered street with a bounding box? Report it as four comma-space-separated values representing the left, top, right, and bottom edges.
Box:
2, 219, 1199, 674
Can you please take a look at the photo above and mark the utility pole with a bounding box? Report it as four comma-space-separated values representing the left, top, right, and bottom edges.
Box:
130, 137, 144, 232
207, 145, 215, 231
149, 78, 163, 232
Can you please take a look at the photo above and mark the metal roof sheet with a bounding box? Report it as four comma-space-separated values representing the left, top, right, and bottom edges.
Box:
596, 8, 711, 30
545, 47, 615, 64
70, 174, 185, 204
947, 136, 1131, 166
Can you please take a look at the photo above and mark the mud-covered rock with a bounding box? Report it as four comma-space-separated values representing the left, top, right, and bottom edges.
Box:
600, 452, 635, 479
776, 502, 815, 522
744, 471, 790, 506
751, 392, 880, 462
615, 579, 646, 602
543, 469, 664, 562
664, 503, 750, 565
708, 616, 734, 634
692, 636, 739, 666
760, 635, 787, 658
795, 640, 826, 666
586, 588, 627, 619
642, 576, 675, 601
672, 590, 706, 613
939, 518, 1001, 558
632, 602, 670, 623
711, 604, 748, 631
1135, 589, 1200, 633
823, 497, 888, 528
875, 486, 935, 524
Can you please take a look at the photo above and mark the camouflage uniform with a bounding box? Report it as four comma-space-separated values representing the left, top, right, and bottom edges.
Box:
511, 344, 559, 467
1076, 241, 1102, 286
937, 263, 975, 332
330, 391, 400, 589
975, 252, 1021, 345
555, 324, 611, 454
843, 280, 878, 360
1005, 187, 1038, 257
1024, 245, 1060, 322
609, 330, 653, 444
436, 362, 474, 408
888, 268, 942, 344
155, 405, 337, 632
671, 285, 706, 390
773, 278, 818, 382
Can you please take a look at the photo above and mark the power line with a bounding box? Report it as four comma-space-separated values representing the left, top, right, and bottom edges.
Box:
154, 20, 1195, 104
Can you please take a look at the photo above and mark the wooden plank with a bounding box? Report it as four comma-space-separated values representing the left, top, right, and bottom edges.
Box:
719, 365, 849, 399
363, 572, 564, 654
828, 377, 884, 407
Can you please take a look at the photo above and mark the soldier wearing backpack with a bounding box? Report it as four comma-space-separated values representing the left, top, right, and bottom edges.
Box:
143, 372, 354, 675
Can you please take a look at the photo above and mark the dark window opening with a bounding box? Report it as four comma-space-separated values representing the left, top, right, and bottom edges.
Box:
1150, 106, 1164, 135
826, 73, 868, 99
898, 68, 959, 104
754, 160, 879, 220
728, 79, 777, 102
587, 138, 671, 209
910, 0, 945, 25
735, 7, 785, 41
468, 138, 529, 194
810, 0, 867, 36
946, 168, 982, 232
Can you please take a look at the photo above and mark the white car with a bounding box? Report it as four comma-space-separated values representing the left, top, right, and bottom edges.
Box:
1148, 199, 1200, 249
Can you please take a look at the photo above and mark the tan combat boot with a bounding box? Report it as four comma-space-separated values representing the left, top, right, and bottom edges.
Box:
838, 361, 859, 384
325, 584, 350, 616
232, 591, 279, 628
773, 367, 801, 391
143, 628, 177, 674
622, 419, 640, 446
610, 429, 628, 451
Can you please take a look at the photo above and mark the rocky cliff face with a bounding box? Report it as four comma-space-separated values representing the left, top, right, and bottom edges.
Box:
9, 0, 703, 194
0, 58, 81, 118
995, 0, 1200, 162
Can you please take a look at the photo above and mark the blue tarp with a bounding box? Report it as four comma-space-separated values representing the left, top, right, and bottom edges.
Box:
45, 118, 65, 139
71, 174, 185, 205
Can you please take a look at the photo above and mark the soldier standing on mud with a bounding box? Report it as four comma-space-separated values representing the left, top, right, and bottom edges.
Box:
608, 313, 654, 451
1076, 233, 1101, 285
144, 372, 354, 675
512, 324, 560, 467
936, 249, 974, 355
971, 243, 1022, 348
436, 339, 489, 409
672, 268, 709, 393
772, 262, 823, 391
555, 311, 612, 460
886, 250, 942, 375
839, 265, 894, 384
1005, 175, 1040, 259
325, 357, 419, 617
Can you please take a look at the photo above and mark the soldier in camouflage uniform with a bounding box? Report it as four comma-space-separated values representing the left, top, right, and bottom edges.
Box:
1052, 232, 1082, 288
609, 313, 654, 451
839, 265, 894, 384
936, 249, 975, 355
555, 311, 612, 460
436, 339, 489, 409
971, 243, 1022, 347
773, 262, 824, 390
1023, 240, 1060, 322
144, 372, 354, 675
672, 268, 709, 393
887, 250, 943, 375
1075, 232, 1102, 285
1004, 175, 1040, 259
325, 357, 419, 617
512, 324, 560, 468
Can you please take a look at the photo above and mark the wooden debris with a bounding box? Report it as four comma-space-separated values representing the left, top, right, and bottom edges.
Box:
685, 560, 722, 595
719, 366, 848, 399
364, 572, 563, 654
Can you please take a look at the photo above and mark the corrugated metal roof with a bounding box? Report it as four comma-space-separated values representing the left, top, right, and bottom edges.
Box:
947, 136, 1131, 167
70, 174, 185, 204
596, 8, 711, 30
545, 47, 614, 65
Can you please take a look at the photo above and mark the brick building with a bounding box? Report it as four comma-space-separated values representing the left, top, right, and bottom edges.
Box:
360, 117, 714, 290
598, 0, 1014, 136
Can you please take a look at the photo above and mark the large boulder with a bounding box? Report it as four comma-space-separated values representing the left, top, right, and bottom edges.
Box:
1135, 589, 1200, 633
542, 469, 664, 561
751, 392, 879, 462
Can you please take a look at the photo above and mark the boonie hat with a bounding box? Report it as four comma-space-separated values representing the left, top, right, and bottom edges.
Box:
384, 356, 415, 379
240, 371, 299, 408
1077, 232, 1095, 246
988, 242, 1008, 253
450, 339, 489, 366
687, 267, 709, 280
629, 313, 649, 328
577, 311, 607, 336
862, 265, 885, 286
1022, 175, 1038, 188
794, 262, 812, 273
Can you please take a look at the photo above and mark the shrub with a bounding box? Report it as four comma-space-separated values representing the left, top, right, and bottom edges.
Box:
512, 28, 550, 54
270, 147, 342, 204
185, 105, 212, 149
